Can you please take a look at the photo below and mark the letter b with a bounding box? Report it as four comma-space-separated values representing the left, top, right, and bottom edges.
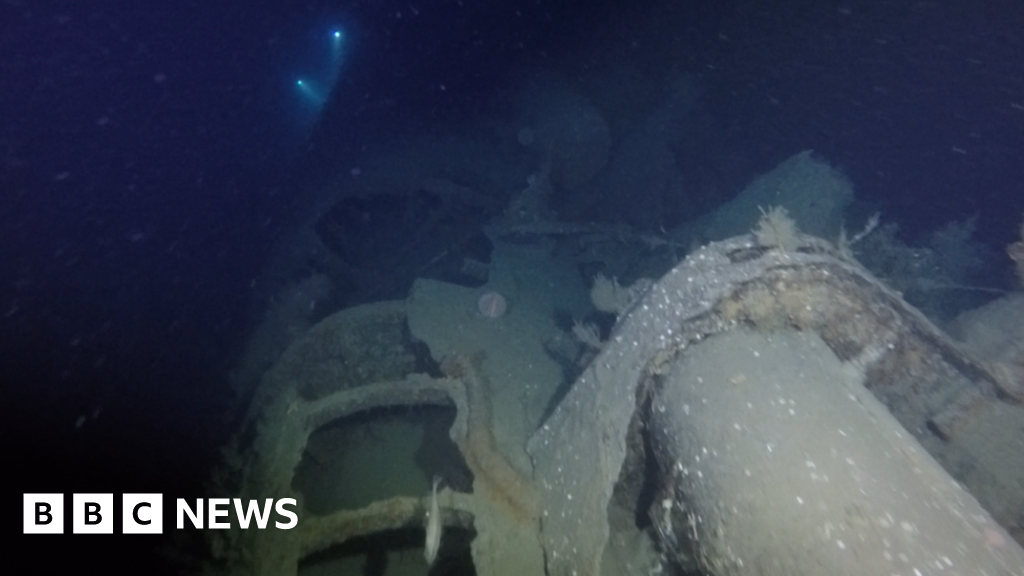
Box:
23, 494, 64, 534
73, 494, 113, 534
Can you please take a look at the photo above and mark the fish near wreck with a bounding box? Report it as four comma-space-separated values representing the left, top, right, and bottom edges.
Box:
424, 475, 443, 565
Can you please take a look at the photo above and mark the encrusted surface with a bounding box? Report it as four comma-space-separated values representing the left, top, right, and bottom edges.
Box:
527, 233, 1020, 575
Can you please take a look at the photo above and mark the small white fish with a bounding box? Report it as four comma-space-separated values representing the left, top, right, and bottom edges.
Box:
424, 475, 443, 565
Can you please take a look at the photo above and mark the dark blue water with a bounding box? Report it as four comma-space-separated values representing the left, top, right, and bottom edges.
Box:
4, 0, 1023, 570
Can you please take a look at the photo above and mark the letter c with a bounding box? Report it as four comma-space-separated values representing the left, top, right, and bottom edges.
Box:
134, 502, 152, 525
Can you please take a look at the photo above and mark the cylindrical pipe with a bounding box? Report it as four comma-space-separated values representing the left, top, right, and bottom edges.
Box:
649, 328, 1024, 575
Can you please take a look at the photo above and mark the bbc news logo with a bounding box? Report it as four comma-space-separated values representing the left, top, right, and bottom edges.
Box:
23, 494, 298, 534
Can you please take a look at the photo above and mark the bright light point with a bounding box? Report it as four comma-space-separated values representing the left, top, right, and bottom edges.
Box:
329, 28, 345, 71
294, 77, 326, 108
292, 27, 347, 118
